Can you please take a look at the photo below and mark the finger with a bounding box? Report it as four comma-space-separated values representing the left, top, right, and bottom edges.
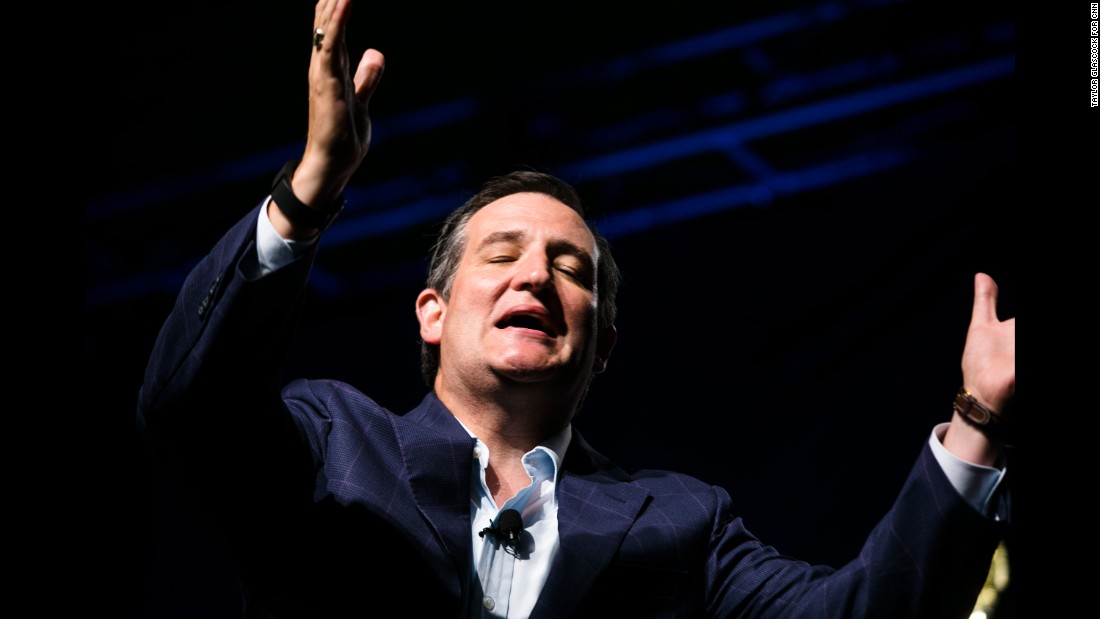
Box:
970, 272, 999, 325
313, 0, 348, 55
314, 0, 340, 34
353, 49, 385, 103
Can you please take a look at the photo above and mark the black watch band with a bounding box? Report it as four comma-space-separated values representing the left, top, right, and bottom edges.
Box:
270, 160, 345, 230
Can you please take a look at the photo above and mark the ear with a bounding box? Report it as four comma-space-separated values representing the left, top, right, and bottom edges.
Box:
592, 324, 617, 374
416, 288, 446, 345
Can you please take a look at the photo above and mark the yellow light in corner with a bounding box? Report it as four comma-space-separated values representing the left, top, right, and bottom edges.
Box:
970, 541, 1009, 619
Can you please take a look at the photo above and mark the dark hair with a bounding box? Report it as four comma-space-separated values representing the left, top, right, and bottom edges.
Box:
421, 170, 621, 387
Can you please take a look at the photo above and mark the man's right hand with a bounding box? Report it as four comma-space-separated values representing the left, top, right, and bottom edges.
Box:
270, 0, 385, 240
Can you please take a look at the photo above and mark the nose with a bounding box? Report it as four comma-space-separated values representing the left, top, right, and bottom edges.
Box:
511, 253, 553, 292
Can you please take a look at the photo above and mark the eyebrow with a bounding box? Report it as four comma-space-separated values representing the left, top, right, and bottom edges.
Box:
477, 229, 595, 270
477, 230, 527, 251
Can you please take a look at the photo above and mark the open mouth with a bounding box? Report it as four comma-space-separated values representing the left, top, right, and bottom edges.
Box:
496, 313, 556, 337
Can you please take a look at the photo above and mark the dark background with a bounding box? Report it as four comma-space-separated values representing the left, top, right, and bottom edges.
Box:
85, 1, 1019, 616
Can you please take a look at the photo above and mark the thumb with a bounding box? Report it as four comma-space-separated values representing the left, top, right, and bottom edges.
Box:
971, 272, 999, 325
354, 48, 385, 104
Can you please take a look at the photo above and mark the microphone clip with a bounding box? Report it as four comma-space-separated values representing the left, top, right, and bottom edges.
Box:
479, 508, 524, 555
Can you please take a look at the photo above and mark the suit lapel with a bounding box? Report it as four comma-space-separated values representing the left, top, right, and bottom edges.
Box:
395, 393, 477, 590
530, 430, 649, 619
395, 399, 650, 618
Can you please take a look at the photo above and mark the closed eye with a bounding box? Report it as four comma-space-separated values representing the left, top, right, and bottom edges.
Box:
555, 264, 580, 279
553, 257, 592, 288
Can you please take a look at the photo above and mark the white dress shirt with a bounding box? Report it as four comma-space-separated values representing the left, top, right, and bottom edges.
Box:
459, 421, 570, 618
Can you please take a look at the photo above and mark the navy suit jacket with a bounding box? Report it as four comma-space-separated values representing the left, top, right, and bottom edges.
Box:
138, 203, 1007, 618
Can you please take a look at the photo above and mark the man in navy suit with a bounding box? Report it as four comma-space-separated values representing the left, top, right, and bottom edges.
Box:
137, 0, 1015, 616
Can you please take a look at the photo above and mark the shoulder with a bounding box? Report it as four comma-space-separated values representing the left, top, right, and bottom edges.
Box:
629, 468, 720, 491
623, 469, 737, 542
568, 430, 729, 505
629, 468, 731, 509
282, 378, 390, 415
280, 381, 456, 437
280, 378, 404, 438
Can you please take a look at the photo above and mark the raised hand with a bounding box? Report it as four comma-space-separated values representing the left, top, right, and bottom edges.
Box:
961, 273, 1015, 414
271, 0, 385, 239
944, 272, 1016, 465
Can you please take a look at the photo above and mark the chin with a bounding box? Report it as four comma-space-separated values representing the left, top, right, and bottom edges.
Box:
496, 358, 592, 387
492, 356, 572, 382
495, 365, 558, 383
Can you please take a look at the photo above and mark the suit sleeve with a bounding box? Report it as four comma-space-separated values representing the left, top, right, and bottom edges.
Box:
707, 442, 1008, 618
135, 201, 322, 566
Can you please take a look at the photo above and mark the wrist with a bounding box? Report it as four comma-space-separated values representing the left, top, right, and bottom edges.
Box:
952, 387, 1007, 439
943, 416, 1002, 467
270, 160, 345, 233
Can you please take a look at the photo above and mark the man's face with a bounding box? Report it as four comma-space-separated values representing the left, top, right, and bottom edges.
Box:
418, 193, 610, 395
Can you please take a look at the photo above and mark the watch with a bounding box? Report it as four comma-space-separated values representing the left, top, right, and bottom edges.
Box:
952, 387, 1004, 436
270, 160, 345, 230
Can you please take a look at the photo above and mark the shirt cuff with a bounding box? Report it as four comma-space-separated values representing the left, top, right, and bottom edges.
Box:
928, 422, 1006, 519
252, 196, 318, 278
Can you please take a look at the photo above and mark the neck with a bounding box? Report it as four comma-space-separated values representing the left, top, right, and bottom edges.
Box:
435, 377, 573, 506
441, 380, 571, 444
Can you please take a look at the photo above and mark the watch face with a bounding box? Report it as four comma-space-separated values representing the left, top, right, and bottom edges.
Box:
956, 394, 990, 425
966, 404, 990, 425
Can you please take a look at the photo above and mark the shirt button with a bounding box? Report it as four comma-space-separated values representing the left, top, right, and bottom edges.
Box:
482, 596, 495, 610
473, 447, 481, 459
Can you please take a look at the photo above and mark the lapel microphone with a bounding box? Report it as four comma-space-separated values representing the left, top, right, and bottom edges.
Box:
479, 508, 524, 551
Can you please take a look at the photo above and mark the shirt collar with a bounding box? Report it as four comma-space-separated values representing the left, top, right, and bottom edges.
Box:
537, 424, 571, 485
455, 418, 572, 485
